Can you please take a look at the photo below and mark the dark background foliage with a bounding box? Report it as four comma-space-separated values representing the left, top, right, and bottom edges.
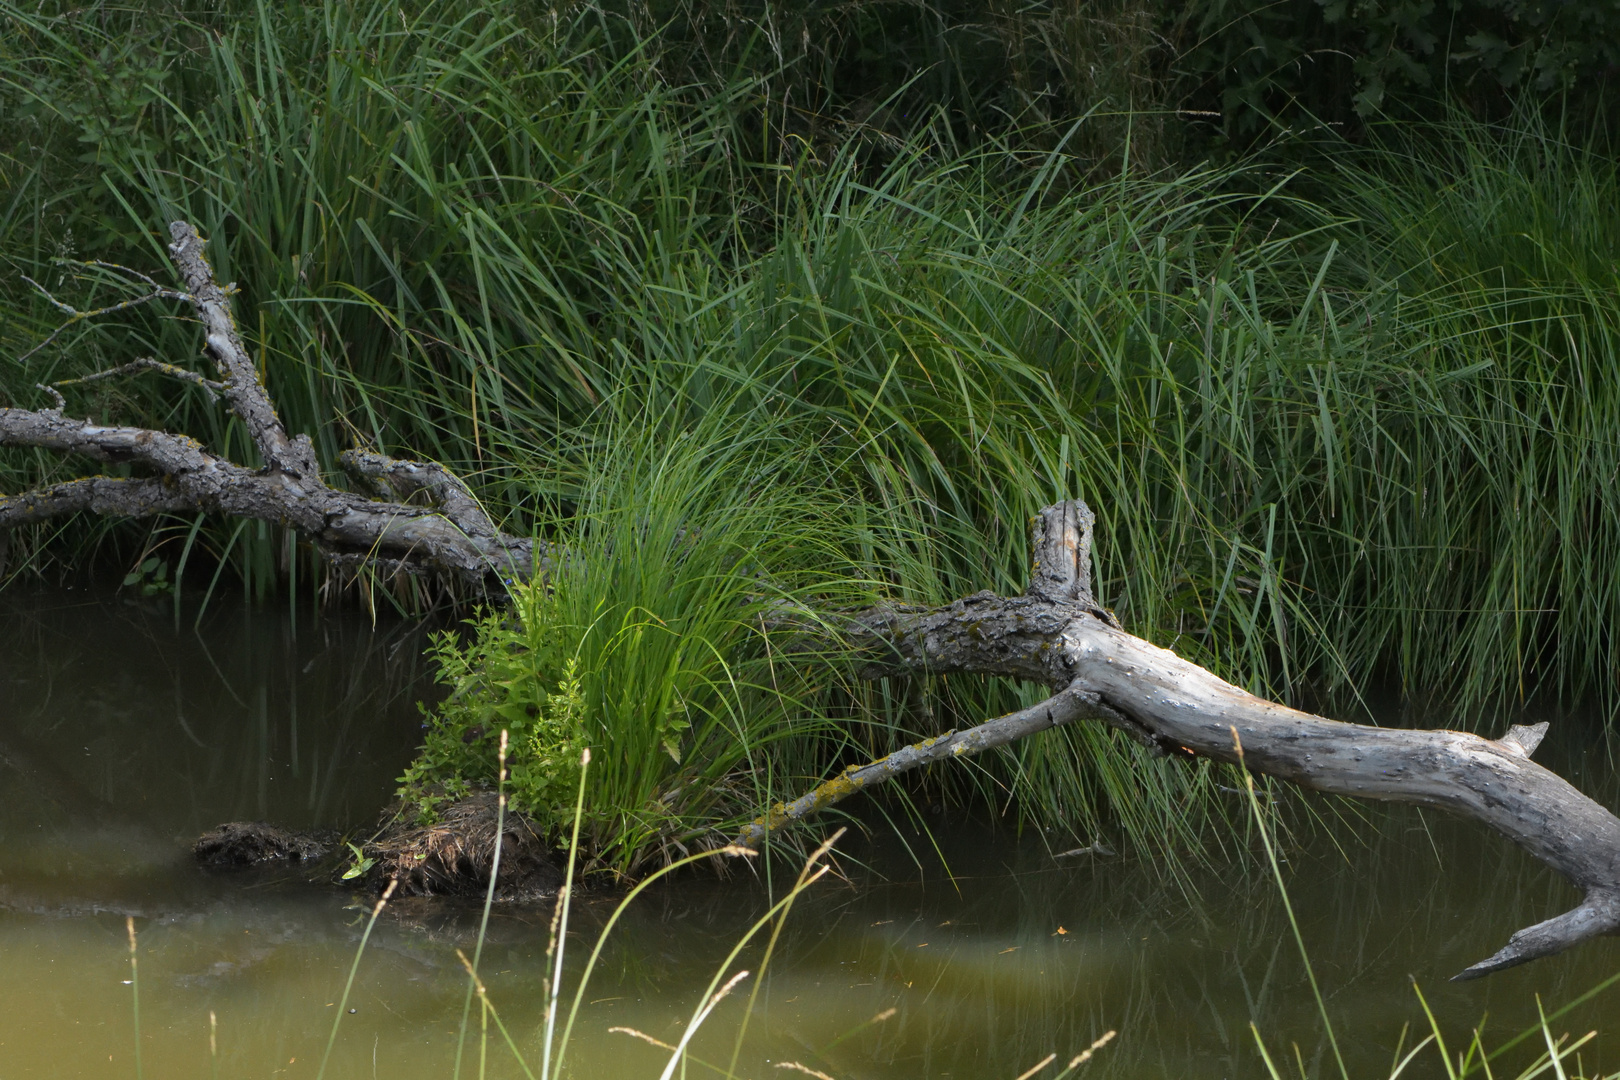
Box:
597, 0, 1617, 155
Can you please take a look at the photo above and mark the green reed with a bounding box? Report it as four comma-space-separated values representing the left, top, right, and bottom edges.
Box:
316, 877, 398, 1080
1232, 729, 1348, 1080
6, 0, 1620, 866
453, 730, 514, 1080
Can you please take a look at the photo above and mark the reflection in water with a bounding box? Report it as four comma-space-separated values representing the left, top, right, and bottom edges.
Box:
1, 589, 1619, 1078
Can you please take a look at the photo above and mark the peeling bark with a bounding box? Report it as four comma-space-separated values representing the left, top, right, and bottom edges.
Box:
744, 502, 1620, 981
1, 223, 541, 589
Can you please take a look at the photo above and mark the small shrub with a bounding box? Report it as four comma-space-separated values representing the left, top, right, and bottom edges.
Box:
398, 597, 588, 831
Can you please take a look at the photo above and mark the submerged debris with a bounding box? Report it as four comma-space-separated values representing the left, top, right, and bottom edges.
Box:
194, 793, 563, 902
195, 821, 335, 866
365, 792, 563, 901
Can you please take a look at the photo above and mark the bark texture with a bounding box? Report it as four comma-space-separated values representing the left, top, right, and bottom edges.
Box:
1, 223, 539, 588
743, 502, 1620, 981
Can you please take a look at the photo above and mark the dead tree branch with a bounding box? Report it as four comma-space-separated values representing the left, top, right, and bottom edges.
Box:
743, 501, 1620, 981
54, 357, 226, 403
14, 221, 1615, 982
17, 268, 193, 365
0, 475, 195, 526
2, 222, 541, 588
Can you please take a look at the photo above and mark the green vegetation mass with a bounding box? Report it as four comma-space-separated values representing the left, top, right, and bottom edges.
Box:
3, 0, 1620, 870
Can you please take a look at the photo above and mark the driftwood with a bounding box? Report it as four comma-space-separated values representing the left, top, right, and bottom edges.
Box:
742, 502, 1620, 982
8, 222, 1620, 981
0, 223, 539, 588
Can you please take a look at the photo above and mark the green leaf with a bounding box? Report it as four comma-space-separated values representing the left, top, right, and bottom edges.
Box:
341, 841, 375, 881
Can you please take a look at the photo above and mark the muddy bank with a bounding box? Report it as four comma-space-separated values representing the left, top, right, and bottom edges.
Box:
195, 792, 564, 901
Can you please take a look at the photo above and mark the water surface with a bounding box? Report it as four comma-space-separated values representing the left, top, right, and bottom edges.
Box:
3, 590, 1619, 1079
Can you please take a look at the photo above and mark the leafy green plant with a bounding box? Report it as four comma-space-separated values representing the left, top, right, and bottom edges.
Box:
400, 603, 588, 830
121, 556, 171, 597
339, 841, 375, 882
1170, 0, 1620, 140
396, 390, 872, 873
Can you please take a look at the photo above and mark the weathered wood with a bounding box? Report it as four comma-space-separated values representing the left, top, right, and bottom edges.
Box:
1, 223, 541, 588
0, 475, 195, 526
163, 222, 320, 478
745, 501, 1620, 981
736, 685, 1119, 847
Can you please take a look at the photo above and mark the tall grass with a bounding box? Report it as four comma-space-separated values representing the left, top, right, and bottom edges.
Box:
0, 0, 764, 597
1323, 114, 1620, 711
402, 389, 881, 875
5, 0, 1620, 860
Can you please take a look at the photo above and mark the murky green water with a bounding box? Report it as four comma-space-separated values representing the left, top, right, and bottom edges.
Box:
3, 590, 1620, 1079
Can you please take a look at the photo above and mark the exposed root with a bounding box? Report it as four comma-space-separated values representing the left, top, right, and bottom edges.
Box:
364, 793, 563, 901
194, 794, 564, 901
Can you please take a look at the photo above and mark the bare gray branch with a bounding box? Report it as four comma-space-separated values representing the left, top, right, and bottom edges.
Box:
0, 476, 195, 526
17, 272, 192, 364
55, 357, 226, 404
166, 222, 319, 478
338, 449, 498, 539
749, 500, 1620, 981
2, 222, 543, 591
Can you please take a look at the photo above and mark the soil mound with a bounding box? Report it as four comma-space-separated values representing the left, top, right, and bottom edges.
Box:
370, 793, 563, 901
195, 822, 335, 866
194, 794, 563, 902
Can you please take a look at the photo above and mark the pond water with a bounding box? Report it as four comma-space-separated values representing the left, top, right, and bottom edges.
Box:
3, 589, 1620, 1080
